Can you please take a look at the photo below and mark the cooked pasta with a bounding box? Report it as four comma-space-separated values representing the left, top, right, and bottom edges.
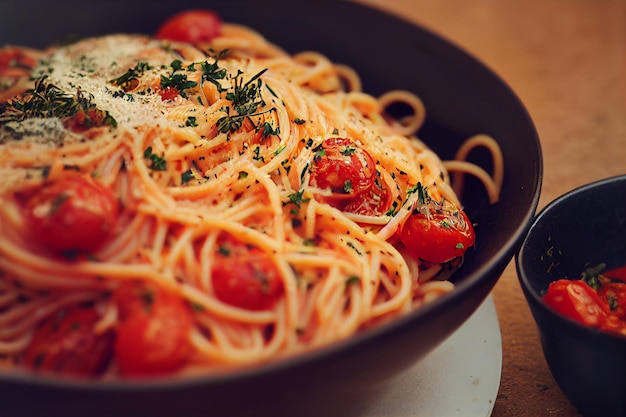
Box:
0, 11, 502, 377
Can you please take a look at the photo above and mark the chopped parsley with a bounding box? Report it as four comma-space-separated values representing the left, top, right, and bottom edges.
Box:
581, 263, 606, 290
48, 192, 69, 215
346, 241, 362, 255
185, 116, 198, 127
181, 169, 194, 184
261, 121, 280, 137
286, 189, 310, 208
109, 61, 152, 91
160, 60, 198, 98
345, 275, 360, 286
407, 182, 429, 205
143, 146, 167, 171
216, 68, 270, 133
200, 51, 228, 91
274, 144, 286, 156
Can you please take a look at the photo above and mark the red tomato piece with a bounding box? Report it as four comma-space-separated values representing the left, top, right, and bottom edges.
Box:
597, 281, 626, 322
343, 176, 392, 216
212, 245, 283, 311
310, 137, 376, 202
64, 107, 112, 132
399, 209, 475, 264
155, 10, 222, 45
604, 265, 626, 283
114, 282, 193, 377
0, 46, 36, 78
23, 308, 114, 377
23, 174, 119, 253
543, 279, 609, 327
159, 86, 179, 101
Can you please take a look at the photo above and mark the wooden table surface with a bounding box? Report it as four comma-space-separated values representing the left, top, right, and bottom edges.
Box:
359, 1, 626, 416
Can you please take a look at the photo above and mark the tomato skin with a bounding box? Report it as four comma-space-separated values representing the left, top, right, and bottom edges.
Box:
212, 246, 283, 311
0, 47, 36, 78
155, 10, 222, 45
310, 137, 376, 202
605, 265, 626, 283
114, 282, 193, 377
597, 282, 626, 321
543, 279, 609, 327
63, 107, 111, 132
399, 210, 475, 264
159, 86, 180, 101
23, 308, 114, 377
23, 175, 119, 253
343, 177, 392, 216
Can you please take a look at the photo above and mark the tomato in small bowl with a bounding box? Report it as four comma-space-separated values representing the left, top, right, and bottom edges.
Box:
516, 174, 626, 417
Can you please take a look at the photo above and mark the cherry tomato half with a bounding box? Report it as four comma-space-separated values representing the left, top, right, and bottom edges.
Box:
158, 86, 180, 101
23, 307, 114, 377
23, 174, 119, 253
597, 281, 626, 322
310, 137, 376, 201
543, 279, 609, 327
211, 243, 283, 311
399, 209, 475, 264
0, 46, 36, 78
343, 176, 392, 216
605, 265, 626, 283
114, 281, 194, 377
155, 10, 222, 45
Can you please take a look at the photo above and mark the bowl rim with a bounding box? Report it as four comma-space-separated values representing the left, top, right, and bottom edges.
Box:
516, 173, 626, 342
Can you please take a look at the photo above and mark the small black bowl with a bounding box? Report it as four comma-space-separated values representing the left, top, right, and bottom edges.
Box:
516, 175, 626, 417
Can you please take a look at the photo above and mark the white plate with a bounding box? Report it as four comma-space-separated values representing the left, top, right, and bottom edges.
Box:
362, 295, 502, 417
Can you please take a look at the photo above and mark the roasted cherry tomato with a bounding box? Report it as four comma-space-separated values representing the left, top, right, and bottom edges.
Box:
23, 307, 114, 377
597, 281, 626, 322
114, 281, 194, 377
605, 265, 626, 283
399, 209, 475, 264
343, 176, 392, 216
23, 174, 119, 253
543, 279, 609, 327
0, 46, 37, 78
310, 137, 376, 201
155, 10, 222, 45
211, 242, 283, 311
64, 107, 113, 132
158, 86, 180, 101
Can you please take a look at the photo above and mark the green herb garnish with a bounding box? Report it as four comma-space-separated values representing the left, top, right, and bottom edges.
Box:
216, 68, 270, 133
286, 189, 310, 208
143, 146, 167, 171
185, 116, 198, 127
110, 62, 152, 91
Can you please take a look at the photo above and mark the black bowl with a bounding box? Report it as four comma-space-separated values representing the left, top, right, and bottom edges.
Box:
0, 2, 542, 416
516, 175, 626, 417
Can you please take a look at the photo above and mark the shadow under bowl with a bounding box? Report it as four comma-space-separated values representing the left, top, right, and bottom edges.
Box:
516, 174, 626, 417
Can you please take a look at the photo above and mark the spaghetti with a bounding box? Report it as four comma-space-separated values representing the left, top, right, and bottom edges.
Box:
0, 11, 503, 377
